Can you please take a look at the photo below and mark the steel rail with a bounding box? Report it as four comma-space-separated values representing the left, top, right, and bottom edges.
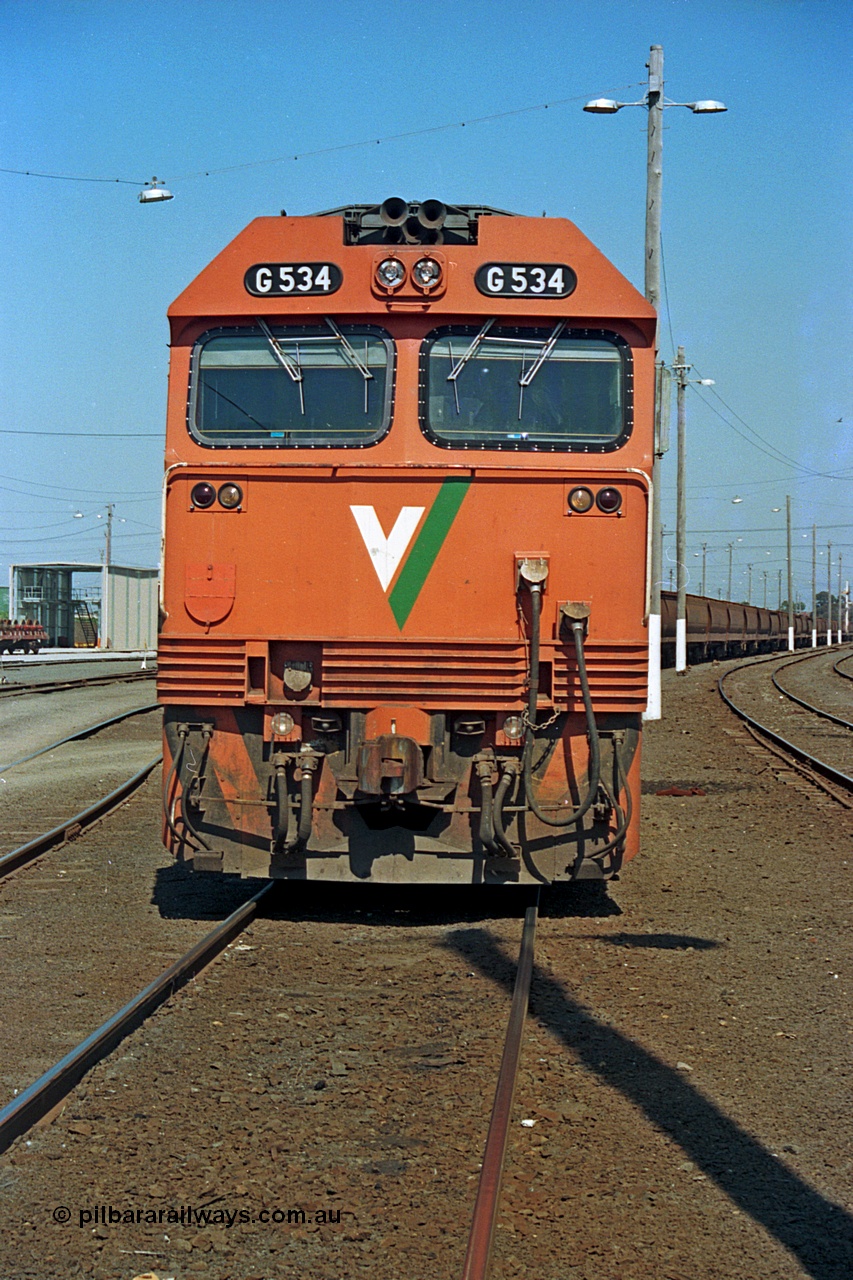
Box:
462, 898, 538, 1280
0, 702, 160, 774
0, 755, 162, 880
718, 658, 853, 793
771, 655, 853, 733
0, 668, 155, 699
740, 720, 853, 811
0, 881, 274, 1156
834, 652, 853, 682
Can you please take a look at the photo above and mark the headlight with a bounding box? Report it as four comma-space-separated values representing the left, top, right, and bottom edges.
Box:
218, 483, 243, 509
501, 715, 525, 741
567, 486, 594, 514
376, 258, 406, 289
412, 257, 442, 289
271, 712, 295, 737
596, 486, 622, 513
191, 482, 216, 509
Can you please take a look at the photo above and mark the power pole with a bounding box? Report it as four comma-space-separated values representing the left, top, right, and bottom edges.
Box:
827, 541, 833, 646
727, 543, 733, 599
786, 495, 794, 650
584, 46, 725, 717
811, 524, 817, 647
673, 345, 688, 671
701, 542, 707, 596
838, 554, 843, 643
763, 570, 768, 608
747, 563, 753, 605
645, 44, 665, 718
101, 503, 114, 651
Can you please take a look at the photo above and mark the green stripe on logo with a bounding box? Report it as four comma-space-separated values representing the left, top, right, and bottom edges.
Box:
388, 478, 471, 629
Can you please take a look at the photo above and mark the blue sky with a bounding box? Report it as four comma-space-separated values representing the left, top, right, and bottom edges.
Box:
1, 0, 850, 607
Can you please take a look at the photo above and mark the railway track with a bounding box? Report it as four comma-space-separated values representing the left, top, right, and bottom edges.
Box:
0, 667, 155, 698
771, 648, 853, 732
463, 897, 538, 1279
835, 651, 853, 681
3, 663, 853, 1279
719, 646, 853, 803
0, 702, 159, 775
0, 881, 273, 1155
0, 755, 162, 879
1, 876, 542, 1280
0, 694, 163, 873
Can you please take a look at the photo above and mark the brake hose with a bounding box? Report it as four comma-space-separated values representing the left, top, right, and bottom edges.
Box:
522, 585, 601, 828
492, 760, 519, 857
591, 744, 633, 858
162, 731, 186, 846
163, 724, 212, 852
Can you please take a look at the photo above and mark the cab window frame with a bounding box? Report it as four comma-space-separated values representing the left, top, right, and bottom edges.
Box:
186, 323, 396, 450
418, 324, 633, 453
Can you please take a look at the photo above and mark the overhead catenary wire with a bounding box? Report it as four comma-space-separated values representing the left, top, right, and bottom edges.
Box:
0, 429, 161, 437
687, 380, 829, 478
2, 84, 644, 191
0, 167, 145, 185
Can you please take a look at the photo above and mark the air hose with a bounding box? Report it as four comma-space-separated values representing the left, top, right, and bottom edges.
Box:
593, 748, 633, 858
275, 749, 319, 852
522, 584, 601, 828
163, 724, 212, 852
492, 760, 519, 857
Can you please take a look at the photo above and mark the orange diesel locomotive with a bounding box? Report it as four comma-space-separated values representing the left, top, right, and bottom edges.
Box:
158, 201, 655, 885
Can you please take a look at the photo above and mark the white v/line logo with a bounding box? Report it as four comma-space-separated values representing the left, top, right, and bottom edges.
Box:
350, 505, 425, 591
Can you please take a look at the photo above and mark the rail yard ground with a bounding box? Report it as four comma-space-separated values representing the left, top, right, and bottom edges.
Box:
0, 657, 851, 1279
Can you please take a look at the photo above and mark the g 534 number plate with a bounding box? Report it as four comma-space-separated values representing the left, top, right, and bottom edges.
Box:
245, 263, 343, 296
475, 262, 577, 298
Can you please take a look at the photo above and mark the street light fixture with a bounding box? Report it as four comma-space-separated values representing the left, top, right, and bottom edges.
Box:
585, 45, 726, 714
138, 177, 174, 204
583, 98, 727, 116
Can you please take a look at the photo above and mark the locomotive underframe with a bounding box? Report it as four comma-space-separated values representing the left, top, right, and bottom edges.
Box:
162, 705, 640, 885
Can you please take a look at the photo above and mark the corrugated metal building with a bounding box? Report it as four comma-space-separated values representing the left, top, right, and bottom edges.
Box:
9, 562, 158, 649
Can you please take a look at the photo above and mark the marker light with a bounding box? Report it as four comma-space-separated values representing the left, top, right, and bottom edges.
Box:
502, 715, 525, 742
218, 483, 243, 509
191, 482, 216, 509
271, 712, 295, 737
413, 257, 442, 289
376, 258, 406, 289
568, 486, 595, 514
596, 486, 622, 513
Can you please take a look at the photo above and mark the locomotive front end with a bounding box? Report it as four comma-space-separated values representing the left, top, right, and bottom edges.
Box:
158, 203, 655, 885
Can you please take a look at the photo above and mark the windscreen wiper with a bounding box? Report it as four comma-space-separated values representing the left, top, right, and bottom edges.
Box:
517, 321, 565, 419
324, 318, 374, 413
446, 318, 496, 415
257, 317, 305, 415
